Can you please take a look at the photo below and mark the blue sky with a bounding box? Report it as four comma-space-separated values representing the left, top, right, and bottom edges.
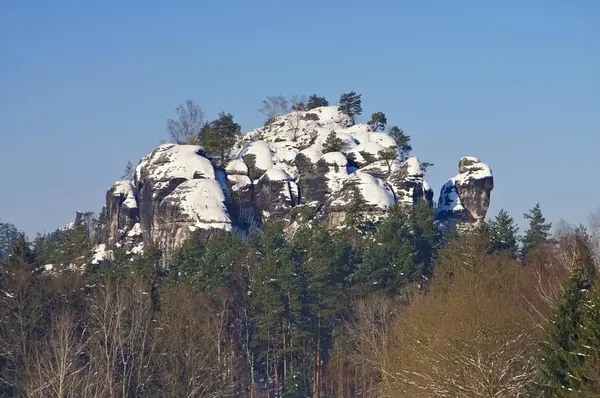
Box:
1, 0, 599, 237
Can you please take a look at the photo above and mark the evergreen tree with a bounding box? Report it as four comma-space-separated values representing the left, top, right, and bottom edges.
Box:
307, 94, 329, 110
388, 126, 412, 160
200, 112, 241, 165
338, 92, 362, 124
522, 203, 552, 259
378, 146, 398, 173
294, 225, 356, 397
356, 206, 418, 295
121, 160, 134, 180
322, 131, 344, 153
250, 223, 309, 395
488, 209, 520, 257
0, 220, 20, 260
368, 111, 387, 131
538, 268, 590, 396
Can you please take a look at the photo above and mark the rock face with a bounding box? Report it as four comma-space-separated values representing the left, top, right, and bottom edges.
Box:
100, 144, 232, 263
98, 106, 480, 263
435, 156, 494, 229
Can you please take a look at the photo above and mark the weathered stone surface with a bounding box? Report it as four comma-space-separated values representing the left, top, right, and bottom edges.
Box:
97, 107, 486, 264
436, 156, 494, 229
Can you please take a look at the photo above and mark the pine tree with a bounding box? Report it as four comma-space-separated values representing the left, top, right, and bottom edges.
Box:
522, 203, 552, 259
200, 112, 241, 165
338, 92, 362, 124
488, 209, 520, 257
378, 147, 398, 173
368, 112, 387, 131
121, 160, 134, 180
307, 94, 329, 110
388, 126, 412, 161
322, 131, 344, 153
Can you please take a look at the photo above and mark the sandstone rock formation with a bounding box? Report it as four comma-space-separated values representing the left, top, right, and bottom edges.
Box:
435, 156, 494, 229
97, 106, 447, 263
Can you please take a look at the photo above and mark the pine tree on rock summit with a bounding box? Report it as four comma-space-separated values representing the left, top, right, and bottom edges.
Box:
200, 112, 241, 165
338, 91, 362, 124
307, 94, 329, 110
368, 112, 387, 132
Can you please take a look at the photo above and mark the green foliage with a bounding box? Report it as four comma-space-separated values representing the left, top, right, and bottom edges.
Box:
199, 112, 241, 165
488, 209, 520, 257
169, 231, 244, 294
322, 130, 344, 153
522, 203, 552, 259
307, 94, 329, 110
338, 91, 362, 124
356, 206, 423, 295
388, 126, 412, 160
368, 111, 387, 131
0, 221, 21, 260
538, 269, 593, 396
378, 146, 398, 172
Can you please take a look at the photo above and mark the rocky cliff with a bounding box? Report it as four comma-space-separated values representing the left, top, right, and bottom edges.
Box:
435, 156, 494, 230
97, 106, 492, 263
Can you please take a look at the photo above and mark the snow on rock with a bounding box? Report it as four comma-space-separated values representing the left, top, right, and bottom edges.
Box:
162, 179, 231, 229
240, 140, 274, 172
386, 157, 433, 207
112, 180, 137, 209
91, 243, 113, 265
104, 180, 140, 248
260, 167, 292, 182
136, 144, 215, 195
100, 143, 233, 266
225, 159, 248, 175
436, 156, 494, 228
321, 152, 349, 192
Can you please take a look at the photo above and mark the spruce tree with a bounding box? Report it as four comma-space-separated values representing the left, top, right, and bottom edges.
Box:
368, 111, 387, 131
322, 131, 344, 153
522, 203, 552, 259
357, 206, 418, 295
539, 268, 590, 396
488, 209, 520, 257
338, 91, 362, 124
200, 112, 241, 165
306, 94, 329, 110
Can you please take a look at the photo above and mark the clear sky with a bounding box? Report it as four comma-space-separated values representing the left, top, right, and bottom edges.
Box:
1, 0, 599, 237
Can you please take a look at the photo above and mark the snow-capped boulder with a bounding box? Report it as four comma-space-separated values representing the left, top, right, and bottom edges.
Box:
325, 171, 395, 227
436, 156, 494, 229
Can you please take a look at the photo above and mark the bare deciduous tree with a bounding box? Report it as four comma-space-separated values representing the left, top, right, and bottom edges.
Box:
346, 293, 398, 397
259, 95, 306, 128
155, 284, 233, 397
85, 274, 155, 397
26, 311, 87, 398
387, 253, 540, 397
167, 99, 205, 144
